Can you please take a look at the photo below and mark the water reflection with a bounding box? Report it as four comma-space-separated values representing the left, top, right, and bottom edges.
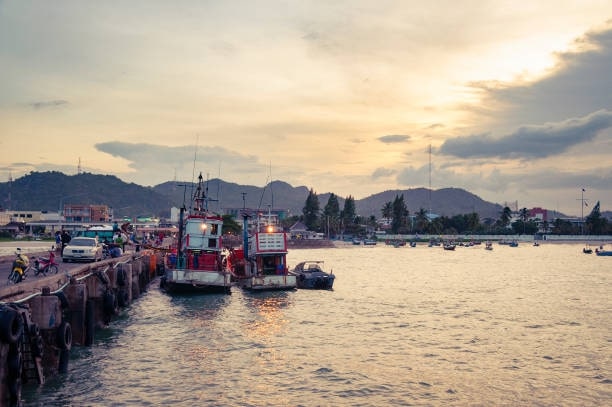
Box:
241, 291, 294, 341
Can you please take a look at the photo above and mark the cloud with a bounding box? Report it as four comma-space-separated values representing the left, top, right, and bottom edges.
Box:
95, 141, 263, 184
371, 167, 396, 179
472, 22, 612, 129
438, 109, 612, 159
29, 100, 68, 109
378, 135, 410, 143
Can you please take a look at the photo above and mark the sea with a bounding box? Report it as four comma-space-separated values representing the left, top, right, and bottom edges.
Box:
16, 242, 612, 406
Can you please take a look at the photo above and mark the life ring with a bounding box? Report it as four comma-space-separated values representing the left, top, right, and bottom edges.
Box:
0, 308, 24, 344
56, 321, 72, 351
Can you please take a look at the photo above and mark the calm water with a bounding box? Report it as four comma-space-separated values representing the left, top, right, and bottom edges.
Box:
22, 243, 611, 406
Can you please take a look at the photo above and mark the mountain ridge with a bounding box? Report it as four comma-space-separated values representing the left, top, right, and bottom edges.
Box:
0, 171, 572, 221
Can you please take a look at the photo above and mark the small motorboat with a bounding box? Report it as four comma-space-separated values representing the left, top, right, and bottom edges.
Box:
595, 245, 612, 256
291, 260, 335, 289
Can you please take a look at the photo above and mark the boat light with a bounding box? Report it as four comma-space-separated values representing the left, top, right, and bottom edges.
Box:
266, 225, 273, 233
201, 223, 208, 231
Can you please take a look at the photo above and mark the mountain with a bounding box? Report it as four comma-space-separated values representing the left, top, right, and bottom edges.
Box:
0, 171, 174, 218
0, 171, 521, 220
354, 188, 504, 219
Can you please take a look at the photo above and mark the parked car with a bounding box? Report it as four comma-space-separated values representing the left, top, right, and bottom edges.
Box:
62, 237, 103, 263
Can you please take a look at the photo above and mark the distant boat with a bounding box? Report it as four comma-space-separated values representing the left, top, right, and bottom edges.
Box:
509, 240, 519, 247
583, 244, 593, 254
443, 242, 456, 251
291, 260, 335, 290
363, 239, 377, 246
595, 245, 612, 256
485, 241, 493, 251
352, 238, 362, 245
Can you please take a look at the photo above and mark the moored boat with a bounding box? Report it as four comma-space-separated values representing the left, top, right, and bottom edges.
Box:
160, 173, 231, 294
291, 260, 335, 289
595, 245, 612, 256
228, 210, 296, 291
443, 242, 456, 250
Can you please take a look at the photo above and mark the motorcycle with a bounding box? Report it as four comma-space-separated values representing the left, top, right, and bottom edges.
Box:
9, 249, 33, 284
33, 250, 60, 276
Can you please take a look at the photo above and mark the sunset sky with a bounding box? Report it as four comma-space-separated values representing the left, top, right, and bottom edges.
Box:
1, 1, 611, 216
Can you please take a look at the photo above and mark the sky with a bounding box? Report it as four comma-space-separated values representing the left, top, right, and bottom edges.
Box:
1, 1, 611, 217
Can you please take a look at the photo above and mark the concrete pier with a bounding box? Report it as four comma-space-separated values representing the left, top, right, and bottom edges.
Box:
0, 250, 161, 406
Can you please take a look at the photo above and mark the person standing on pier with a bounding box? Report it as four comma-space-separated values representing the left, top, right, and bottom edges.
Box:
60, 230, 71, 256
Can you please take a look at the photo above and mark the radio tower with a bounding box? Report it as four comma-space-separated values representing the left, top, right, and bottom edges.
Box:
77, 157, 82, 174
428, 144, 432, 216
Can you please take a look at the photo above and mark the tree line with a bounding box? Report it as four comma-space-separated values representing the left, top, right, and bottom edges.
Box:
289, 190, 611, 237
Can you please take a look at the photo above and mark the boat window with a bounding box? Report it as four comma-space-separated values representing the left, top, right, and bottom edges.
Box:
208, 238, 217, 248
210, 223, 219, 235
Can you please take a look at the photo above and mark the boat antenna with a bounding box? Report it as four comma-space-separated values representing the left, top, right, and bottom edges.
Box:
257, 161, 273, 210
189, 136, 199, 211
216, 161, 221, 212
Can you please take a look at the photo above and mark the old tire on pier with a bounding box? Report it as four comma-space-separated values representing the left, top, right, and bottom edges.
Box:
29, 323, 44, 358
116, 267, 127, 287
117, 289, 129, 308
0, 308, 24, 344
85, 299, 95, 346
103, 291, 119, 316
57, 321, 72, 351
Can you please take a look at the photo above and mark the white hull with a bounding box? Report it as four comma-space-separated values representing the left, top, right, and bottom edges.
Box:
163, 269, 232, 293
238, 274, 296, 291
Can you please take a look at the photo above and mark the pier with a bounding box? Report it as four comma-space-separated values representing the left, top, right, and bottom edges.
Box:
0, 249, 162, 406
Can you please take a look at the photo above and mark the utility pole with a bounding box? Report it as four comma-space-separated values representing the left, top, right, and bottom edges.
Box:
578, 188, 588, 235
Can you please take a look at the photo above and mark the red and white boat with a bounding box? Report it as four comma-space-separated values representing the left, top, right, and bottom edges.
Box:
228, 209, 296, 291
160, 173, 231, 294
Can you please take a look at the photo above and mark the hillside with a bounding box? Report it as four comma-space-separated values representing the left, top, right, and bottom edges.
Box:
0, 171, 175, 218
0, 171, 560, 220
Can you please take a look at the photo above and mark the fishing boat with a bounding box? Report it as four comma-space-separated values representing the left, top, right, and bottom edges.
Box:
443, 241, 456, 250
160, 173, 231, 294
228, 209, 296, 291
291, 260, 335, 289
595, 245, 612, 256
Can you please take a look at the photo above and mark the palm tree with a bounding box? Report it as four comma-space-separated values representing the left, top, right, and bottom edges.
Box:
499, 206, 512, 228
519, 207, 529, 234
381, 201, 393, 220
415, 208, 429, 233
